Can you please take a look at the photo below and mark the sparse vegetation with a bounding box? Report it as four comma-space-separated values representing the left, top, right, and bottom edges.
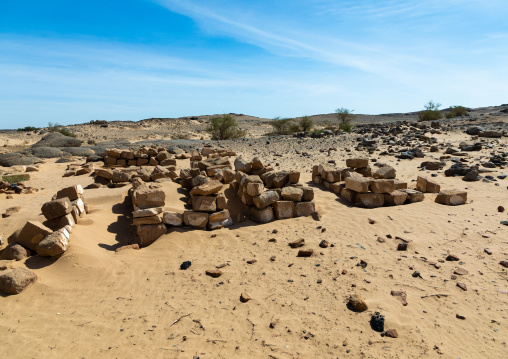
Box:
47, 122, 77, 137
335, 107, 355, 132
299, 116, 314, 132
269, 117, 295, 135
17, 126, 38, 132
418, 101, 443, 122
445, 105, 468, 119
206, 114, 246, 140
1, 174, 30, 183
172, 132, 192, 140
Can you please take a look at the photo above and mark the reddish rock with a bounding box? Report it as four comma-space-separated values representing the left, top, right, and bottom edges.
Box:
205, 269, 222, 278
385, 329, 399, 338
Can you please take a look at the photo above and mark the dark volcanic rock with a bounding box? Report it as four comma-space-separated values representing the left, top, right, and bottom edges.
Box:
32, 132, 82, 148
29, 147, 64, 158
0, 153, 40, 167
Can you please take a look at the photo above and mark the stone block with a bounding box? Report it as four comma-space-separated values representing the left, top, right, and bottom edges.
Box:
250, 206, 274, 223
190, 180, 223, 196
294, 202, 315, 217
281, 186, 303, 201
41, 198, 73, 220
16, 221, 53, 251
137, 223, 166, 247
246, 182, 264, 196
133, 207, 163, 218
192, 196, 217, 212
346, 158, 369, 169
36, 229, 69, 257
302, 187, 314, 201
416, 176, 441, 193
0, 268, 38, 295
216, 193, 227, 210
373, 165, 396, 179
43, 213, 75, 231
273, 201, 294, 220
341, 188, 357, 202
356, 193, 384, 208
133, 188, 165, 209
183, 211, 209, 228
133, 215, 162, 226
384, 190, 408, 206
345, 177, 370, 193
394, 180, 407, 190
253, 190, 279, 209
435, 190, 467, 205
288, 171, 300, 184
399, 189, 424, 203
324, 169, 341, 183
55, 185, 84, 201
162, 212, 183, 226
369, 179, 395, 194
208, 210, 233, 230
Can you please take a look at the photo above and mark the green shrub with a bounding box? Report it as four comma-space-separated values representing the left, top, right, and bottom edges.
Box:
206, 114, 246, 140
445, 105, 468, 119
335, 108, 355, 132
418, 101, 443, 122
299, 116, 314, 132
269, 117, 294, 135
1, 174, 30, 183
47, 122, 77, 137
17, 126, 38, 132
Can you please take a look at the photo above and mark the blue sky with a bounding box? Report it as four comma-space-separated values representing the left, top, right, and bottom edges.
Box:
1, 0, 507, 128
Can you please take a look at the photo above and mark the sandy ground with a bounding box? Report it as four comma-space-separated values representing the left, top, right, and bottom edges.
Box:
1, 119, 508, 358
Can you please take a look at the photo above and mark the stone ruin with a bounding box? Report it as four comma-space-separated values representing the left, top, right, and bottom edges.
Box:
313, 158, 467, 207
0, 185, 89, 295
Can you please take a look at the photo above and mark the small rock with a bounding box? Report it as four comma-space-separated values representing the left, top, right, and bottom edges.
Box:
385, 329, 398, 338
297, 248, 313, 257
348, 293, 368, 312
446, 254, 459, 261
397, 242, 408, 251
498, 206, 505, 213
180, 261, 191, 270
247, 259, 257, 264
484, 248, 492, 255
270, 256, 276, 261
390, 290, 408, 306
205, 269, 222, 278
289, 238, 305, 248
500, 260, 508, 268
370, 312, 385, 332
0, 267, 38, 294
319, 240, 329, 248
240, 292, 251, 303
454, 267, 468, 275
412, 271, 421, 278
456, 314, 466, 320
2, 206, 21, 218
377, 237, 386, 243
456, 282, 467, 291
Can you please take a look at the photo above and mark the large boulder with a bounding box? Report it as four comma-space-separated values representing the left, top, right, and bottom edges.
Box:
132, 188, 165, 210
32, 132, 83, 148
29, 147, 64, 158
36, 229, 70, 257
0, 243, 31, 261
0, 267, 38, 295
0, 153, 40, 167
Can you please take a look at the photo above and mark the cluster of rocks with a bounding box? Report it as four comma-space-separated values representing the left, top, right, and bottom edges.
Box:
63, 162, 95, 177
103, 146, 179, 167
92, 162, 178, 188
0, 185, 89, 295
177, 169, 232, 230
129, 178, 167, 247
230, 157, 316, 223
1, 176, 38, 197
313, 158, 467, 207
185, 147, 236, 180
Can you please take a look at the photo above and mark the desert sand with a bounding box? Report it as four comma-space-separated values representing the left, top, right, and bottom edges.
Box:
1, 106, 508, 359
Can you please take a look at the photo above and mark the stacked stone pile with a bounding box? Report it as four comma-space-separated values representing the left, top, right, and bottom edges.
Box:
314, 158, 467, 207
63, 162, 95, 177
103, 146, 178, 167
0, 184, 89, 295
229, 157, 316, 223
93, 163, 178, 188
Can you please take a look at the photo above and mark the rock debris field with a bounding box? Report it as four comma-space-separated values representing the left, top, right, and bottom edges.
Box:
1, 106, 508, 358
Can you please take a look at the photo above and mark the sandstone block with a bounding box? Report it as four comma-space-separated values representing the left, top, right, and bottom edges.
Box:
330, 182, 343, 194
346, 158, 369, 169
121, 151, 135, 160
162, 212, 183, 226
0, 243, 30, 261
341, 188, 357, 203
183, 211, 209, 227
133, 188, 165, 209
272, 172, 289, 188
369, 179, 395, 194
36, 229, 69, 257
43, 213, 75, 231
41, 198, 73, 220
302, 187, 314, 201
133, 215, 162, 226
345, 177, 370, 193
136, 158, 149, 166
355, 166, 372, 177
281, 187, 303, 202
394, 180, 407, 190
250, 206, 274, 223
416, 176, 441, 193
16, 221, 53, 251
246, 182, 264, 196
192, 196, 217, 212
234, 157, 252, 173
149, 157, 159, 166
109, 148, 122, 158
253, 190, 279, 209
288, 171, 300, 184
384, 190, 408, 206
0, 268, 38, 295
116, 159, 126, 167
373, 165, 396, 179
435, 190, 467, 205
55, 185, 83, 201
295, 202, 315, 217
399, 189, 424, 203
216, 193, 227, 210
273, 201, 294, 220
356, 193, 384, 208
208, 210, 233, 230
112, 170, 131, 183
133, 207, 163, 218
190, 180, 223, 196
137, 223, 166, 247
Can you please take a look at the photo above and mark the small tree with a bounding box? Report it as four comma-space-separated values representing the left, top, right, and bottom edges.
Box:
299, 116, 314, 132
335, 107, 355, 132
418, 100, 443, 122
206, 114, 246, 140
270, 117, 294, 135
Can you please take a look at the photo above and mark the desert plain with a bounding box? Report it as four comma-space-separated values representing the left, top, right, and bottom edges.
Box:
1, 105, 508, 359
